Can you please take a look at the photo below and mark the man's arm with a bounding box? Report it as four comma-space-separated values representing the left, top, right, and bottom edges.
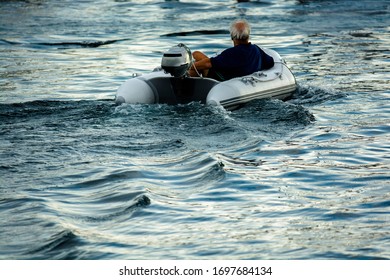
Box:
193, 57, 212, 71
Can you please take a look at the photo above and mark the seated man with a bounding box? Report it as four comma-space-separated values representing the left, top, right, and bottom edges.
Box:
188, 19, 274, 81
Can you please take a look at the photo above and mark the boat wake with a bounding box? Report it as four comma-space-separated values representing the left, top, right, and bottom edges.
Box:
289, 83, 345, 106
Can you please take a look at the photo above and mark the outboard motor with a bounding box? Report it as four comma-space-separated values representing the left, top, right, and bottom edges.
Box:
161, 43, 192, 78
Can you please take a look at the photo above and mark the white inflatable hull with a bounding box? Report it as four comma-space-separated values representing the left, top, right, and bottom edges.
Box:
116, 49, 296, 109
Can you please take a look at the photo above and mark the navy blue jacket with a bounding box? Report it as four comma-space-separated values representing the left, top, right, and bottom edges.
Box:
209, 43, 274, 81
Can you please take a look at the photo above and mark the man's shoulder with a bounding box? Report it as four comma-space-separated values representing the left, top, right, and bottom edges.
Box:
221, 44, 248, 56
236, 43, 261, 51
221, 46, 237, 54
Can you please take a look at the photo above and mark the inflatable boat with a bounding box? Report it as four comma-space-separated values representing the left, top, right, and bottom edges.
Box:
116, 44, 296, 110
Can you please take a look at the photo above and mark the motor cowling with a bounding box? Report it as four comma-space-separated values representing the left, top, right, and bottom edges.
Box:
161, 43, 192, 78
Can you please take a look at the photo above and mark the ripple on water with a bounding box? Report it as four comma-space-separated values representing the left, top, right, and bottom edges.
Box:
1, 0, 390, 260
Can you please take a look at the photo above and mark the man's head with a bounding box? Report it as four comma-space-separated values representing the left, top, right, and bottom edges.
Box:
230, 19, 250, 43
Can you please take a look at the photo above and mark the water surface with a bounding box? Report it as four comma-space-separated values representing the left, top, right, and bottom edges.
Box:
0, 0, 389, 259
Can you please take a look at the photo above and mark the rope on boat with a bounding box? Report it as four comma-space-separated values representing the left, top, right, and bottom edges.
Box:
191, 60, 203, 78
241, 61, 288, 86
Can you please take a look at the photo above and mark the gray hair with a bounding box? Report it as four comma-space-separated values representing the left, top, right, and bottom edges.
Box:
230, 19, 250, 40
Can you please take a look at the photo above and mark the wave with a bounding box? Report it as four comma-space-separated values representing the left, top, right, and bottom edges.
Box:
288, 84, 345, 106
27, 230, 82, 259
36, 39, 128, 48
232, 98, 315, 126
0, 38, 129, 48
161, 29, 228, 37
78, 194, 151, 223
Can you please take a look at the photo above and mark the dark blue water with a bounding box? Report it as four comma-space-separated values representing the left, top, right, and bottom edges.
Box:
1, 0, 389, 260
